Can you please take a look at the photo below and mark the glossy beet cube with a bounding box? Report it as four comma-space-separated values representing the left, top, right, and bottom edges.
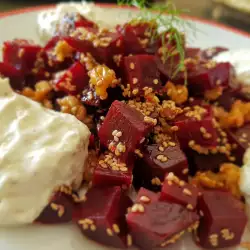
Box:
117, 22, 157, 55
0, 62, 24, 90
127, 188, 199, 249
65, 30, 124, 68
98, 100, 154, 162
3, 39, 42, 74
55, 61, 89, 95
133, 141, 188, 191
122, 55, 162, 97
189, 151, 228, 174
160, 173, 199, 210
226, 123, 250, 165
199, 47, 228, 60
173, 105, 218, 149
92, 153, 133, 189
76, 186, 132, 248
196, 190, 247, 248
36, 187, 74, 224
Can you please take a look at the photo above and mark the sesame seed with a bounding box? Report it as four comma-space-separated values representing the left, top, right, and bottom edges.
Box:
171, 126, 179, 132
168, 141, 176, 147
131, 204, 145, 213
153, 79, 159, 85
186, 204, 194, 210
132, 88, 139, 95
83, 224, 89, 230
127, 234, 133, 247
114, 136, 119, 142
106, 228, 113, 236
140, 196, 151, 203
182, 168, 189, 175
90, 224, 96, 231
199, 210, 204, 216
112, 130, 118, 136
179, 180, 185, 187
189, 140, 195, 147
130, 63, 135, 69
132, 78, 138, 84
183, 188, 192, 196
159, 146, 165, 152
120, 166, 128, 172
200, 127, 206, 133
85, 219, 94, 224
113, 224, 120, 234
116, 131, 122, 137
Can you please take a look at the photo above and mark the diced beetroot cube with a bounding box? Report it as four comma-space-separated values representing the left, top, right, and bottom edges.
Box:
122, 55, 162, 97
75, 186, 132, 248
133, 141, 188, 191
92, 152, 133, 189
127, 187, 199, 249
184, 62, 233, 96
117, 22, 157, 55
35, 186, 74, 224
226, 123, 250, 165
98, 100, 154, 162
64, 30, 124, 68
189, 151, 228, 174
196, 190, 247, 248
55, 61, 89, 95
199, 47, 228, 60
0, 62, 24, 90
3, 39, 42, 74
160, 173, 199, 210
173, 105, 218, 149
216, 88, 238, 111
185, 47, 201, 59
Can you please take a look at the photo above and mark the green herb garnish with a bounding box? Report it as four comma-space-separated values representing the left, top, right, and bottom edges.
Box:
117, 0, 196, 80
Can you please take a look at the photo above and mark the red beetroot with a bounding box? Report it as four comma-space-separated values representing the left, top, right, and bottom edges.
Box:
160, 173, 199, 210
92, 152, 133, 189
226, 123, 250, 165
173, 105, 218, 149
0, 62, 24, 90
64, 30, 124, 68
117, 22, 157, 55
75, 186, 132, 248
133, 141, 188, 191
98, 100, 154, 162
126, 188, 199, 249
36, 186, 74, 224
196, 190, 247, 248
122, 55, 162, 97
55, 61, 89, 95
3, 39, 42, 74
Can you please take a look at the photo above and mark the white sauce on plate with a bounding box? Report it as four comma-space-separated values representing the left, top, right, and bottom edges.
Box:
0, 78, 90, 225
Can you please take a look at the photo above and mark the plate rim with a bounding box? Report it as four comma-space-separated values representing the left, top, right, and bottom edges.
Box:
0, 3, 250, 39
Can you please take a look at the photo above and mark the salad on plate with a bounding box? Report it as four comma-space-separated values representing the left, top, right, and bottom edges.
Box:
0, 1, 250, 249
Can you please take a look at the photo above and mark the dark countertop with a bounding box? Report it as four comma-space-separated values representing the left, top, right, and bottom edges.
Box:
0, 0, 250, 33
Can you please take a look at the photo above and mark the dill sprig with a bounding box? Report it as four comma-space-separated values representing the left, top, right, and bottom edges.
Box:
117, 0, 196, 80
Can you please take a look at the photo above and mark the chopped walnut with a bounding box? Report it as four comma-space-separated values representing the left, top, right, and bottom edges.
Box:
89, 65, 119, 100
57, 96, 93, 128
165, 81, 188, 105
21, 80, 53, 108
53, 40, 74, 62
160, 100, 183, 120
191, 163, 241, 199
214, 100, 250, 129
204, 86, 223, 101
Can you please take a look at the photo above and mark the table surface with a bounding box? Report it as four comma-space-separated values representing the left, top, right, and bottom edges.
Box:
0, 0, 250, 33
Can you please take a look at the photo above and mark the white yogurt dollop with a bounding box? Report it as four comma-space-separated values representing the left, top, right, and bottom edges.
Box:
0, 78, 90, 225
